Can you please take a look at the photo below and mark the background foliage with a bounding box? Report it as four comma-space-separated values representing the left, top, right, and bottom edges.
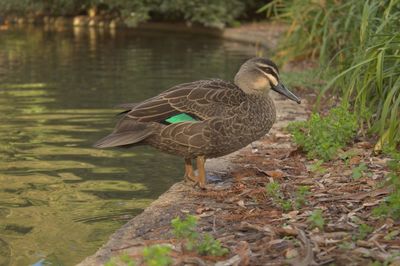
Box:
0, 0, 266, 28
261, 0, 400, 150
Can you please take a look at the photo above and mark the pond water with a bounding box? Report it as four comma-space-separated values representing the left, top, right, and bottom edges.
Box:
0, 26, 255, 265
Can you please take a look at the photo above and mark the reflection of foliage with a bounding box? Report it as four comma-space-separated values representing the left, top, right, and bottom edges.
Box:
0, 0, 266, 28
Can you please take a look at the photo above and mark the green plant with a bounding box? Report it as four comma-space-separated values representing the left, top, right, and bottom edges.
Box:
171, 215, 198, 250
339, 149, 360, 165
308, 209, 325, 230
381, 252, 400, 266
196, 234, 229, 257
105, 253, 136, 266
259, 0, 369, 63
295, 186, 310, 208
288, 105, 358, 161
309, 160, 327, 174
352, 163, 370, 179
281, 200, 292, 212
373, 189, 400, 219
372, 153, 400, 220
384, 230, 400, 240
260, 0, 400, 150
357, 223, 374, 240
338, 241, 354, 250
104, 260, 116, 266
266, 181, 281, 199
170, 215, 229, 256
323, 31, 400, 150
142, 245, 172, 266
171, 215, 198, 239
266, 182, 310, 211
265, 181, 292, 211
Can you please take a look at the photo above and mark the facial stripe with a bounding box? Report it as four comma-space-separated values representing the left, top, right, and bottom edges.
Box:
265, 73, 278, 86
256, 65, 279, 82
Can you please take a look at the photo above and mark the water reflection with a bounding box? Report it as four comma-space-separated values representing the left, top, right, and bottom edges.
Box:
0, 27, 254, 265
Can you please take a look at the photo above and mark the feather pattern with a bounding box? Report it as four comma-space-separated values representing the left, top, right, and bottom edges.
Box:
95, 78, 276, 159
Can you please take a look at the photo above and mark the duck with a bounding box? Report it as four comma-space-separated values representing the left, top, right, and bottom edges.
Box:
94, 57, 300, 188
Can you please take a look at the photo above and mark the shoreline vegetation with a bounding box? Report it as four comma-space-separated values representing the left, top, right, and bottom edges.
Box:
0, 0, 268, 29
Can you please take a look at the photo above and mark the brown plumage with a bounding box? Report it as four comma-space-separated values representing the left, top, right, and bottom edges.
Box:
94, 57, 300, 188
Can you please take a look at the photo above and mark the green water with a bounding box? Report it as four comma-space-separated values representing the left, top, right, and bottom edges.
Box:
0, 26, 254, 265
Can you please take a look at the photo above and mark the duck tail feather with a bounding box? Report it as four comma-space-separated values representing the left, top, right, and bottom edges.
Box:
93, 129, 152, 148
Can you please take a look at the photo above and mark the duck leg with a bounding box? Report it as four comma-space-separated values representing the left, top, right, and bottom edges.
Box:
196, 155, 206, 188
184, 158, 197, 183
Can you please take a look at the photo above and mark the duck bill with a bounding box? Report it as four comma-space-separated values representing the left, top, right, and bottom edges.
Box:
272, 83, 301, 104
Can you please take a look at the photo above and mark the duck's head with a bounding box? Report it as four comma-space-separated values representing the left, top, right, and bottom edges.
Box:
234, 57, 301, 104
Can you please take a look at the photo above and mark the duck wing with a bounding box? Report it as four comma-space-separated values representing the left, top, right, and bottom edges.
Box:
95, 79, 244, 149
125, 79, 245, 123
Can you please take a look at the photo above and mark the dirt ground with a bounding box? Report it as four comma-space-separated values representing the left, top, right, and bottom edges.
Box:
78, 23, 400, 266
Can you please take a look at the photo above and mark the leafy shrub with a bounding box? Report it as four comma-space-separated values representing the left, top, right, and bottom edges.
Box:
171, 215, 198, 250
352, 163, 369, 179
142, 245, 172, 266
196, 234, 229, 256
288, 105, 358, 161
295, 186, 310, 208
265, 181, 291, 211
266, 182, 311, 211
171, 215, 229, 256
260, 0, 400, 149
324, 32, 400, 150
105, 253, 136, 266
309, 160, 327, 174
356, 224, 374, 240
373, 189, 400, 220
308, 209, 325, 230
373, 152, 400, 220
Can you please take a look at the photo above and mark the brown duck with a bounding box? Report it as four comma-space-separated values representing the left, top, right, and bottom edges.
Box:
94, 57, 300, 188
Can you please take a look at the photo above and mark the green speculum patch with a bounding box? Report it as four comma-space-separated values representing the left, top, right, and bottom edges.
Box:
165, 113, 197, 124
